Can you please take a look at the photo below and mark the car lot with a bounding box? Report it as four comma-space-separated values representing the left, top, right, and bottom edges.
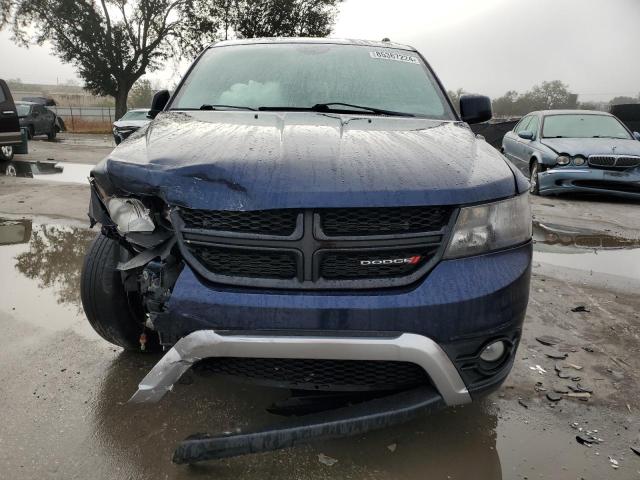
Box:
0, 136, 639, 479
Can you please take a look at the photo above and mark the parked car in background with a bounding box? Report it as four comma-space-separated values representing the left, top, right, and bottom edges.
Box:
502, 110, 640, 199
112, 108, 151, 144
83, 38, 532, 462
20, 96, 56, 107
16, 101, 57, 140
0, 79, 21, 162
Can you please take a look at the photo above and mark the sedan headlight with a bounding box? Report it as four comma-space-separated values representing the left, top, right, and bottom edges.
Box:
572, 156, 586, 166
556, 155, 571, 166
444, 194, 531, 259
108, 197, 155, 233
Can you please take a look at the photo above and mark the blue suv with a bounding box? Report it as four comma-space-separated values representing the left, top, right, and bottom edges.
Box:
82, 38, 532, 462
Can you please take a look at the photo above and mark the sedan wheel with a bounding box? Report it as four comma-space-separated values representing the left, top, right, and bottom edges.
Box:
530, 162, 540, 195
4, 161, 17, 176
0, 145, 14, 161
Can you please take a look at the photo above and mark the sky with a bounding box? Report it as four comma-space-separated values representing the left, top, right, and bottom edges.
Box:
0, 0, 639, 102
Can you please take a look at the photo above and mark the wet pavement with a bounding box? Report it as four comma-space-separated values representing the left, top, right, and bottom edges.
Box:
533, 220, 640, 283
1, 213, 639, 479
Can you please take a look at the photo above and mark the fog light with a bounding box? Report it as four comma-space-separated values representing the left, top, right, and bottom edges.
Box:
480, 340, 506, 363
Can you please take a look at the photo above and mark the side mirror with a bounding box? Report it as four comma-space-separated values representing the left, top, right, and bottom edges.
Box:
518, 130, 534, 140
634, 131, 640, 141
148, 90, 170, 119
459, 94, 492, 124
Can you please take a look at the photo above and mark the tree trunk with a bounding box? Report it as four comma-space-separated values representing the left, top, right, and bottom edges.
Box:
114, 88, 130, 120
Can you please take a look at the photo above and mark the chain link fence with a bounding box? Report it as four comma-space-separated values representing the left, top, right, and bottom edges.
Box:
49, 106, 115, 133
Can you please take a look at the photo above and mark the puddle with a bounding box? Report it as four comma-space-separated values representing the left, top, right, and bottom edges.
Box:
532, 221, 640, 282
2, 160, 93, 184
0, 216, 634, 479
0, 218, 96, 335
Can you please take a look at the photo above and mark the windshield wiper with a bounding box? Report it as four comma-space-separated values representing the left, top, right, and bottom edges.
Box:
258, 103, 414, 117
592, 135, 625, 139
199, 104, 257, 111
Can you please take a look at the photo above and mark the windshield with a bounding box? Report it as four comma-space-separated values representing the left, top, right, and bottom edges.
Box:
119, 110, 149, 121
16, 104, 31, 117
170, 43, 455, 119
542, 114, 631, 139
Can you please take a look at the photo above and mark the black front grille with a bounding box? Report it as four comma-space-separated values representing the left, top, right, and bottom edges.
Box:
176, 206, 451, 289
616, 157, 640, 168
196, 357, 429, 391
180, 208, 299, 236
320, 248, 433, 280
190, 245, 297, 279
319, 206, 450, 237
588, 155, 640, 169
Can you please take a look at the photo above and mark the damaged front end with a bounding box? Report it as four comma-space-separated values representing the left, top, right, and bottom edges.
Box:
88, 163, 182, 350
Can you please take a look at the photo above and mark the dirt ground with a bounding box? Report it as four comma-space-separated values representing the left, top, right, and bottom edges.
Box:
0, 135, 639, 479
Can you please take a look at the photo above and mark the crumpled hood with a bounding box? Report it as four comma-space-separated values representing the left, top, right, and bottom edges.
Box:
541, 137, 640, 157
95, 111, 516, 210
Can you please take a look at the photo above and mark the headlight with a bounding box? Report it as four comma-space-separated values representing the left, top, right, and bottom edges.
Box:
556, 155, 570, 166
572, 156, 586, 166
444, 193, 531, 259
108, 197, 155, 233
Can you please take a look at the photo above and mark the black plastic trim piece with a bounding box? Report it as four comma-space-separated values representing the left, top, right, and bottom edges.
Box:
172, 385, 444, 464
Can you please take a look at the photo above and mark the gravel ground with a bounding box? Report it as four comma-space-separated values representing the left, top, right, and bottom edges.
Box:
0, 137, 639, 479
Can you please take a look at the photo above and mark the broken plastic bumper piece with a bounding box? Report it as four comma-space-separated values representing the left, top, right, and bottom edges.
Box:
129, 330, 471, 406
172, 385, 445, 464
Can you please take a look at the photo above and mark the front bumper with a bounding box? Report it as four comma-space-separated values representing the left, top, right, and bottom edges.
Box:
539, 167, 640, 198
130, 330, 471, 406
136, 242, 531, 403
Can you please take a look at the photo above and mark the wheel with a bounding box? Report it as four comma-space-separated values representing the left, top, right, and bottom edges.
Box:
529, 162, 540, 195
81, 234, 160, 352
27, 126, 34, 140
3, 161, 17, 176
0, 145, 14, 161
47, 126, 57, 141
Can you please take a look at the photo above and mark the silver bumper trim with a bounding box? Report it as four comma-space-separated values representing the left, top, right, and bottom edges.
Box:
129, 331, 471, 406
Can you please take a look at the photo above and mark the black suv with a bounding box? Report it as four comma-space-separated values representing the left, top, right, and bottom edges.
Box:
0, 79, 21, 162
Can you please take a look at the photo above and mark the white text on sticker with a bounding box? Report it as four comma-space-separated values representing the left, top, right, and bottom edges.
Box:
369, 51, 420, 64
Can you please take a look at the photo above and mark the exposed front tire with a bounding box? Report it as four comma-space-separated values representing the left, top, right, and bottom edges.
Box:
27, 126, 34, 140
81, 234, 160, 352
529, 161, 540, 195
0, 145, 14, 161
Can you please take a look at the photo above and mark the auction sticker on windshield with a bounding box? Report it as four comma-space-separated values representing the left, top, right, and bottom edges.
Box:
369, 51, 420, 64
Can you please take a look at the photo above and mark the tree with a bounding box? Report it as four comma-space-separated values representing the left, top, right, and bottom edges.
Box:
525, 80, 573, 110
128, 78, 154, 108
178, 0, 343, 57
2, 0, 343, 117
1, 0, 187, 119
610, 95, 639, 106
447, 88, 465, 111
491, 90, 519, 117
491, 81, 577, 117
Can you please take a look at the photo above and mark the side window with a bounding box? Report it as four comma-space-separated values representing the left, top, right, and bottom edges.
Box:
515, 116, 531, 134
0, 87, 6, 103
527, 116, 540, 138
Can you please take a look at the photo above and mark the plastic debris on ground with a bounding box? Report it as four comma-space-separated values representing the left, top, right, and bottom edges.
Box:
318, 453, 339, 466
